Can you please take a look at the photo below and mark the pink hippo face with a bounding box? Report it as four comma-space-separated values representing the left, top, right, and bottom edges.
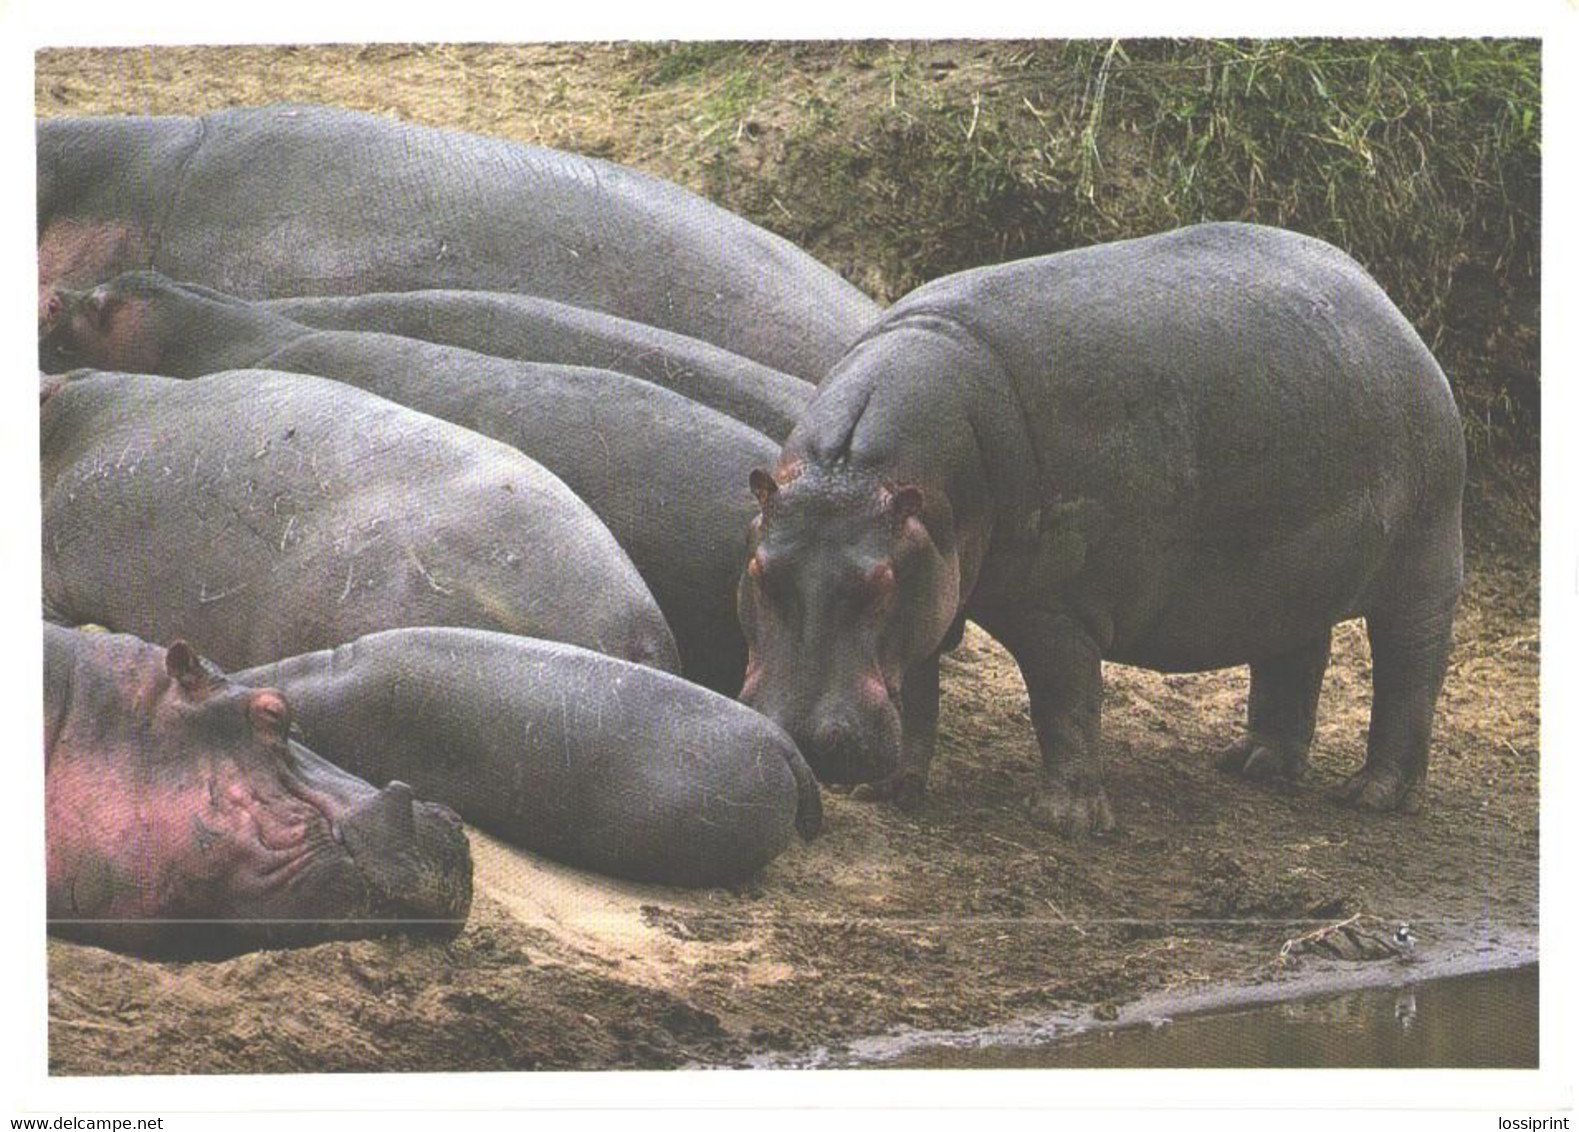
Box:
44, 627, 471, 956
38, 275, 162, 375
737, 463, 961, 786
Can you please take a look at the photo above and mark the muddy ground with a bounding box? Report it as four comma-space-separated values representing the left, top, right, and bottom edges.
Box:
36, 44, 1540, 1073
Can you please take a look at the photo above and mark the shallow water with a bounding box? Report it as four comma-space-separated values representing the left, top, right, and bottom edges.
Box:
887, 964, 1538, 1069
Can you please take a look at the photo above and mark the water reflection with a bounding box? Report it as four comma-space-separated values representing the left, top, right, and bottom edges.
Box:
892, 965, 1537, 1069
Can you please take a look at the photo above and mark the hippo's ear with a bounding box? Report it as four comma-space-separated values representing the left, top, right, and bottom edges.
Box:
39, 288, 64, 332
83, 288, 117, 329
889, 484, 925, 523
750, 468, 779, 510
247, 689, 291, 744
165, 640, 209, 693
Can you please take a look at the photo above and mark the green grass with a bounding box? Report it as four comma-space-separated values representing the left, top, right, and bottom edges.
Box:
632, 39, 1540, 457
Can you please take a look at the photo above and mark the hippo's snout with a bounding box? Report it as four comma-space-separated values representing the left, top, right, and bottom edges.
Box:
795, 706, 902, 786
338, 780, 472, 930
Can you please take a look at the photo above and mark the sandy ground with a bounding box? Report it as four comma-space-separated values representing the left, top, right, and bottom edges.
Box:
36, 44, 1540, 1072
45, 552, 1539, 1072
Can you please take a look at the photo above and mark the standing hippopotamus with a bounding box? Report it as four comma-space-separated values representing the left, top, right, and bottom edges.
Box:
36, 104, 881, 380
45, 623, 472, 956
739, 223, 1465, 834
234, 628, 822, 887
257, 290, 813, 442
40, 272, 772, 694
42, 369, 677, 673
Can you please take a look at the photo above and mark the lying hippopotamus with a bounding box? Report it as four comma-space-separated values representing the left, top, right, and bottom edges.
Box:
234, 628, 822, 887
738, 223, 1465, 834
42, 368, 677, 673
36, 104, 880, 380
45, 623, 472, 956
40, 271, 775, 695
256, 290, 813, 442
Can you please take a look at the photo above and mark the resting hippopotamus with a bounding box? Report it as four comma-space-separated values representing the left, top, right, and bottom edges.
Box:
255, 289, 814, 442
45, 623, 472, 956
42, 368, 677, 673
738, 223, 1465, 834
234, 628, 822, 887
40, 272, 772, 695
36, 104, 880, 380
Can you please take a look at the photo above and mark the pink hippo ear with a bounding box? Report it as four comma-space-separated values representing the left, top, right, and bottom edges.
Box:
247, 689, 291, 743
889, 484, 925, 523
84, 287, 120, 331
39, 288, 64, 332
164, 640, 209, 693
750, 468, 779, 510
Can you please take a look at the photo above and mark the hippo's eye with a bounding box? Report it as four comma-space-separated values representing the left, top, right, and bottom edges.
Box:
751, 554, 803, 620
751, 552, 787, 593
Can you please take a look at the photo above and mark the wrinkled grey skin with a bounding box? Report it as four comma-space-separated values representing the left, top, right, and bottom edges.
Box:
739, 223, 1466, 835
45, 624, 472, 957
259, 290, 813, 442
36, 105, 881, 379
40, 272, 770, 695
41, 369, 677, 674
235, 628, 822, 887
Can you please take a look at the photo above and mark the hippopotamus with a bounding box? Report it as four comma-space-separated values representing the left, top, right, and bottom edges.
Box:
42, 368, 677, 673
45, 623, 472, 956
233, 627, 822, 887
738, 223, 1465, 834
40, 272, 773, 694
255, 289, 813, 441
36, 104, 881, 380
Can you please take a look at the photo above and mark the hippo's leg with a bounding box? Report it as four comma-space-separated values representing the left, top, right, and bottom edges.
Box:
992, 610, 1114, 837
851, 651, 941, 810
1216, 629, 1332, 786
1332, 604, 1456, 811
1333, 521, 1462, 811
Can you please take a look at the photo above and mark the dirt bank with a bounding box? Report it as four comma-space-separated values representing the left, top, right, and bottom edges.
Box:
37, 43, 1539, 1073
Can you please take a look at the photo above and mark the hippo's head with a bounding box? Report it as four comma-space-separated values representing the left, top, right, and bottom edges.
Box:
737, 462, 960, 784
37, 270, 207, 375
45, 630, 472, 957
39, 276, 158, 375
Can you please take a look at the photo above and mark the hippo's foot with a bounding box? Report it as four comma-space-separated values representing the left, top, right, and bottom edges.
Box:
1027, 778, 1115, 838
850, 770, 928, 811
1215, 737, 1308, 787
1329, 764, 1422, 812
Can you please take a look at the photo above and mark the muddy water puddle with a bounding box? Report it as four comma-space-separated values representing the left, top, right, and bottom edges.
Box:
744, 948, 1538, 1070
888, 964, 1537, 1069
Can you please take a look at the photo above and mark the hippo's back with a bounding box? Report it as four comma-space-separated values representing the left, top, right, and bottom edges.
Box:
235, 627, 818, 886
912, 223, 1465, 668
40, 105, 880, 379
40, 370, 675, 672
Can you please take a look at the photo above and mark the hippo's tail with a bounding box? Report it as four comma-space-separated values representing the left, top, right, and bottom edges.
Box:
784, 742, 823, 840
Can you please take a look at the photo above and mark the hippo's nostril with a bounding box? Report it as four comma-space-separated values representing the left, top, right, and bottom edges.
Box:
817, 716, 857, 752
342, 779, 419, 845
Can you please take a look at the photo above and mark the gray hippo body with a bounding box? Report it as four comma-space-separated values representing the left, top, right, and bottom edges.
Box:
235, 627, 822, 887
36, 104, 881, 379
41, 369, 677, 673
738, 223, 1465, 833
260, 289, 813, 441
45, 623, 472, 956
41, 272, 770, 695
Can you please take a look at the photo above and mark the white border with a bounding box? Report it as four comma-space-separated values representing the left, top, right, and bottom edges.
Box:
4, 0, 1571, 1122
